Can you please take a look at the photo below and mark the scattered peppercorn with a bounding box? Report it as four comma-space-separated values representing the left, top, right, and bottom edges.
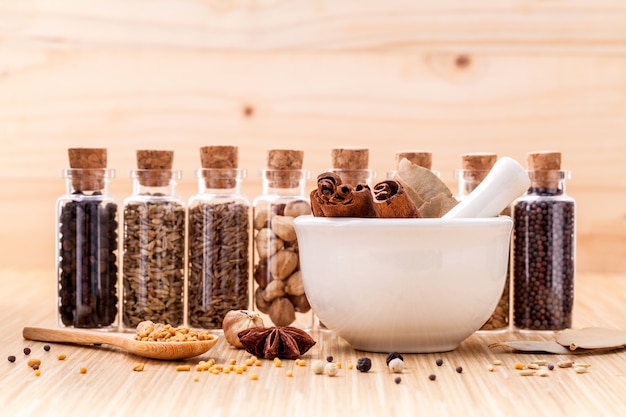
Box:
429, 374, 437, 381
356, 357, 372, 373
8, 355, 16, 363
386, 352, 404, 366
32, 364, 39, 370
436, 358, 443, 366
394, 376, 401, 384
456, 366, 463, 373
23, 347, 31, 355
547, 363, 555, 371
43, 345, 51, 352
326, 355, 334, 363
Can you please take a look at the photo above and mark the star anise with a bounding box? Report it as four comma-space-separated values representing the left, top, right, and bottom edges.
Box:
238, 326, 316, 359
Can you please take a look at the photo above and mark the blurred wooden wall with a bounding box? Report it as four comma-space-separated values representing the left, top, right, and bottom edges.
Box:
1, 0, 625, 272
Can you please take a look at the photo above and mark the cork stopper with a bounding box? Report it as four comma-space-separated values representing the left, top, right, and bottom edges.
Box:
395, 151, 432, 170
458, 153, 497, 195
136, 150, 175, 187
266, 149, 304, 189
331, 147, 369, 170
67, 148, 107, 191
200, 145, 238, 189
527, 151, 562, 188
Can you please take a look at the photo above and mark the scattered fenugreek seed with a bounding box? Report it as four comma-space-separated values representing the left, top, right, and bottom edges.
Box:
57, 354, 67, 361
27, 359, 41, 368
274, 358, 282, 368
34, 369, 41, 377
337, 362, 343, 369
23, 347, 31, 355
133, 363, 145, 372
388, 358, 404, 373
43, 345, 51, 352
254, 359, 262, 366
514, 362, 525, 370
435, 358, 443, 367
356, 357, 372, 373
8, 355, 16, 363
428, 374, 437, 381
456, 366, 463, 374
325, 362, 339, 377
348, 363, 354, 370
229, 359, 237, 366
250, 373, 258, 380
245, 358, 255, 366
298, 360, 306, 367
394, 376, 401, 384
286, 370, 293, 377
176, 365, 191, 372
193, 377, 199, 382
79, 367, 87, 374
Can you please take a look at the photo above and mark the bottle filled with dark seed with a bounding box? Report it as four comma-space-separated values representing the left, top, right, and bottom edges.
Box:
56, 148, 119, 329
252, 149, 313, 329
512, 151, 575, 331
455, 153, 510, 332
122, 150, 185, 330
187, 146, 250, 330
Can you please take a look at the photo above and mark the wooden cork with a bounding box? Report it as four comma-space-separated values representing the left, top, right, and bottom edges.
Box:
136, 150, 174, 187
266, 149, 304, 189
200, 145, 238, 189
331, 147, 370, 186
459, 153, 497, 195
527, 151, 562, 188
395, 151, 432, 170
67, 148, 107, 191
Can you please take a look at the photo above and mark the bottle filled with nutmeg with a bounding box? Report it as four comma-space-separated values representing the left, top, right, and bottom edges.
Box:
122, 150, 185, 330
252, 149, 313, 330
512, 151, 576, 331
56, 148, 119, 329
187, 146, 251, 330
454, 153, 510, 332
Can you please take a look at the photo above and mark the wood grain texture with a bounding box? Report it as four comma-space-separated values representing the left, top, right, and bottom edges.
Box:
0, 1, 625, 272
1, 268, 626, 417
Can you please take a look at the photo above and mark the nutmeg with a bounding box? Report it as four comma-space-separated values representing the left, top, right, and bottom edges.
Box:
222, 310, 265, 349
269, 249, 299, 280
255, 228, 284, 259
269, 298, 296, 327
271, 215, 297, 242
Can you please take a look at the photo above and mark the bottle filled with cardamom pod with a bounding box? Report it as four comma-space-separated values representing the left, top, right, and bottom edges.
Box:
56, 148, 119, 330
454, 153, 510, 332
252, 149, 313, 330
122, 150, 185, 330
187, 146, 251, 330
512, 151, 576, 331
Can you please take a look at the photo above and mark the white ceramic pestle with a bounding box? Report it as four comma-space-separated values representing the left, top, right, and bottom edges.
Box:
443, 156, 530, 219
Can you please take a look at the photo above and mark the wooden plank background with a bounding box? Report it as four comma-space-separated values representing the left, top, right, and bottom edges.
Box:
1, 0, 625, 272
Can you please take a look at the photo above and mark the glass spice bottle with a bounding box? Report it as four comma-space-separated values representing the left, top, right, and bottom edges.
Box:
389, 150, 440, 178
512, 151, 576, 331
454, 153, 510, 332
252, 149, 313, 329
187, 146, 250, 330
122, 150, 185, 330
328, 147, 375, 187
56, 148, 119, 329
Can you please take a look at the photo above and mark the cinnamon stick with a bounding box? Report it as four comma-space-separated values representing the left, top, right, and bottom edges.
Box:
310, 172, 377, 217
372, 180, 420, 218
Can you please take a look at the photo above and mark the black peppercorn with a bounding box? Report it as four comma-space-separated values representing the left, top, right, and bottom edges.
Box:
456, 366, 463, 374
23, 347, 31, 355
356, 357, 372, 372
428, 374, 437, 381
436, 358, 443, 366
8, 355, 16, 363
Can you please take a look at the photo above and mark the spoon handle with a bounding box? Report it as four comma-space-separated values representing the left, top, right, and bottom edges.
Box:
23, 327, 125, 347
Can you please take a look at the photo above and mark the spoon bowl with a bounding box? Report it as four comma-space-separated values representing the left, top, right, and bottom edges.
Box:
23, 327, 218, 360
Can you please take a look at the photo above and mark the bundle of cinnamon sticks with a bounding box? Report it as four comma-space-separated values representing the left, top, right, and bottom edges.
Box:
310, 172, 420, 218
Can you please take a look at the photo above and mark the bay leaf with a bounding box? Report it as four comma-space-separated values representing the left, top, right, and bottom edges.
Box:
489, 340, 574, 354
555, 327, 626, 350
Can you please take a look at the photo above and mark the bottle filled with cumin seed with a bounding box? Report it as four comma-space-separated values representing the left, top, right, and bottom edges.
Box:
122, 150, 185, 330
56, 148, 119, 329
187, 146, 251, 330
512, 151, 576, 331
454, 153, 510, 332
252, 149, 313, 329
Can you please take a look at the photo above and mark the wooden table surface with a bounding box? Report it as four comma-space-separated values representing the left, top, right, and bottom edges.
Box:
1, 268, 625, 417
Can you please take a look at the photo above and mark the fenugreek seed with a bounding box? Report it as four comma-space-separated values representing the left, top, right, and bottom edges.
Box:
34, 369, 41, 376
176, 365, 191, 372
557, 360, 573, 368
348, 363, 354, 370
27, 359, 41, 368
254, 360, 262, 366
298, 360, 307, 367
229, 359, 237, 366
57, 354, 67, 361
79, 367, 87, 374
193, 377, 199, 382
337, 362, 343, 369
487, 364, 495, 372
274, 358, 282, 368
133, 363, 145, 372
286, 370, 293, 377
518, 370, 536, 376
236, 367, 245, 374
250, 373, 259, 380
245, 358, 255, 366
514, 362, 525, 370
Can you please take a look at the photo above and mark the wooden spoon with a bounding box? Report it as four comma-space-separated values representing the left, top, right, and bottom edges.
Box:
23, 327, 218, 360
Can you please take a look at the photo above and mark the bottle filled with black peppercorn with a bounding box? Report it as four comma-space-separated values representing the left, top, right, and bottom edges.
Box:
455, 153, 510, 332
252, 149, 313, 329
122, 150, 185, 330
512, 151, 576, 331
187, 146, 251, 330
56, 148, 119, 329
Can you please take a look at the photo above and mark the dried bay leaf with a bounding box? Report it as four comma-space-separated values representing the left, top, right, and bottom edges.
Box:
555, 327, 626, 350
394, 158, 458, 218
489, 340, 574, 354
